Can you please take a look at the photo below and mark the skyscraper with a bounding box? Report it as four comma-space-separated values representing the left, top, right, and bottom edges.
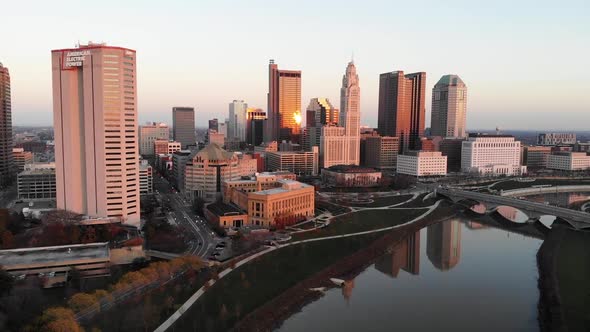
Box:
51, 43, 139, 226
208, 118, 219, 132
172, 107, 196, 149
305, 98, 338, 150
378, 71, 426, 152
246, 108, 266, 146
0, 62, 13, 187
228, 100, 248, 142
266, 60, 302, 143
340, 61, 361, 165
431, 75, 467, 138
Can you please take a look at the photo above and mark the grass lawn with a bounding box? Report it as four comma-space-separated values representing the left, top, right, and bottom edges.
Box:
291, 208, 427, 241
554, 229, 590, 331
171, 232, 384, 332
339, 194, 413, 208
492, 178, 590, 191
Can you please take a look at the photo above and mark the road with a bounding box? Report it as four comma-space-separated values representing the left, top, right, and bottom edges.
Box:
152, 173, 218, 259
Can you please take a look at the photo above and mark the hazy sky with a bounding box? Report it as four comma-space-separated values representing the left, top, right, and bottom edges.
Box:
3, 0, 589, 130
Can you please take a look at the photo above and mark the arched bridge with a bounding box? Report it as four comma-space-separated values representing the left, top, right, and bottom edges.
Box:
436, 187, 590, 230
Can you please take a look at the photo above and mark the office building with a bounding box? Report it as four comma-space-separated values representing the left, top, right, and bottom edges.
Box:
320, 125, 348, 168
51, 43, 140, 226
378, 71, 426, 152
154, 140, 181, 155
17, 163, 56, 200
246, 108, 266, 146
0, 62, 13, 187
172, 150, 192, 192
306, 98, 338, 150
364, 136, 399, 169
340, 60, 361, 166
139, 159, 153, 195
397, 151, 447, 177
223, 171, 296, 201
266, 60, 302, 143
13, 148, 33, 172
209, 118, 219, 131
547, 152, 590, 171
184, 143, 257, 202
139, 122, 169, 155
430, 75, 467, 138
538, 133, 576, 146
461, 134, 526, 176
208, 131, 225, 147
266, 146, 319, 176
172, 107, 195, 149
522, 146, 552, 169
228, 100, 248, 141
439, 138, 465, 172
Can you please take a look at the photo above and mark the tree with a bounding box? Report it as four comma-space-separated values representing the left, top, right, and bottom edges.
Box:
0, 267, 14, 296
68, 292, 97, 312
1, 230, 14, 249
193, 197, 206, 216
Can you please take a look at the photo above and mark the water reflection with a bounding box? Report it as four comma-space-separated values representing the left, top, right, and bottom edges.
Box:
278, 217, 541, 332
427, 221, 461, 271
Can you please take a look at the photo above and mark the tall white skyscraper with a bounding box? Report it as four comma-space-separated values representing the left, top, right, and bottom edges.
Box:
339, 61, 361, 165
431, 75, 467, 138
228, 100, 248, 141
51, 43, 140, 227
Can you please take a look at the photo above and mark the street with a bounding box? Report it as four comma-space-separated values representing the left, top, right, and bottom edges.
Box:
152, 173, 218, 259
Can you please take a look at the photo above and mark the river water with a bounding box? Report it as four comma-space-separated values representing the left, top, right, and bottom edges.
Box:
276, 192, 590, 331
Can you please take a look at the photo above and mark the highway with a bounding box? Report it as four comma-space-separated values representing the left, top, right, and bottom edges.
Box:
153, 173, 218, 259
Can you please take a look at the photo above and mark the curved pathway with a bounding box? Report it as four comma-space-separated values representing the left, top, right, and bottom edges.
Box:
154, 198, 442, 332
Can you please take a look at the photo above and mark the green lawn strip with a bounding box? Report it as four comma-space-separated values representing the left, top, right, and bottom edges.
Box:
491, 179, 590, 191
554, 229, 590, 330
291, 208, 427, 241
172, 232, 383, 332
341, 194, 413, 208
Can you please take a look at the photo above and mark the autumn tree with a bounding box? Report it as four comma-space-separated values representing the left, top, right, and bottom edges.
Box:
68, 292, 98, 312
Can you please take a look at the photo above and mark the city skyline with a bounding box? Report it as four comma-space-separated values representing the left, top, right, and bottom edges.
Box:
2, 0, 589, 130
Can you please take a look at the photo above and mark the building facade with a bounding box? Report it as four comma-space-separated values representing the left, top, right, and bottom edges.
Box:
0, 62, 13, 187
154, 140, 181, 155
17, 163, 56, 200
320, 125, 348, 168
184, 143, 257, 202
306, 98, 338, 150
461, 134, 526, 176
228, 100, 248, 142
246, 108, 266, 146
430, 75, 467, 138
547, 152, 590, 171
378, 71, 426, 152
397, 151, 447, 177
321, 165, 382, 188
139, 122, 169, 155
139, 159, 153, 195
51, 43, 140, 226
537, 133, 576, 146
364, 136, 400, 169
172, 107, 195, 149
13, 148, 33, 173
172, 150, 193, 192
266, 147, 319, 176
439, 138, 465, 172
522, 146, 552, 169
340, 61, 361, 166
266, 60, 302, 143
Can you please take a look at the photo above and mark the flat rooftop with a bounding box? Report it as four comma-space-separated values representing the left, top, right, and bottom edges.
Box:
207, 202, 245, 216
0, 242, 109, 268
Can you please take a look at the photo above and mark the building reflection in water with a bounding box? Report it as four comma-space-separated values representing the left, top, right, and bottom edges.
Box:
427, 220, 461, 271
342, 279, 355, 303
374, 230, 420, 278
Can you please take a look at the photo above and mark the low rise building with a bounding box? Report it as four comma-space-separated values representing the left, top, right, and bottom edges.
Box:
321, 165, 382, 187
205, 201, 248, 229
17, 163, 56, 200
139, 159, 153, 195
266, 146, 319, 176
154, 140, 181, 155
397, 151, 447, 177
547, 152, 590, 171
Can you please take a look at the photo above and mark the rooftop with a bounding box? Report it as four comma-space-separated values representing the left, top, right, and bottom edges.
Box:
435, 74, 466, 87
0, 242, 109, 268
207, 202, 245, 216
325, 165, 379, 173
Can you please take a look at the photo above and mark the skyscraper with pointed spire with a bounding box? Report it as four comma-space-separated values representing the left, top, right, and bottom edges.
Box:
339, 61, 360, 165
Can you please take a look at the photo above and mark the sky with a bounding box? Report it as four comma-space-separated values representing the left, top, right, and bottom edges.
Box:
2, 0, 589, 130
